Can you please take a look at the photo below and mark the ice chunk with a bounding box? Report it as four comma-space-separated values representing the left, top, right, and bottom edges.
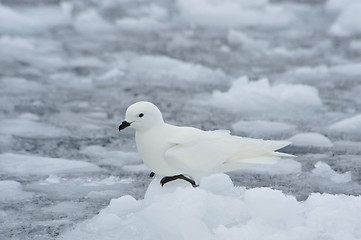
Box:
349, 40, 361, 51
227, 29, 268, 50
288, 133, 333, 147
285, 65, 330, 82
227, 29, 269, 49
42, 201, 89, 217
334, 141, 361, 154
232, 120, 296, 138
128, 55, 226, 84
328, 2, 361, 37
0, 180, 33, 202
62, 174, 361, 240
97, 68, 124, 82
49, 73, 94, 90
73, 9, 113, 33
80, 146, 141, 167
211, 76, 322, 114
115, 4, 168, 31
0, 153, 101, 176
68, 57, 105, 68
122, 164, 149, 173
329, 62, 361, 77
0, 134, 12, 151
328, 114, 361, 136
176, 0, 295, 28
116, 17, 166, 31
86, 190, 124, 200
0, 4, 70, 34
325, 0, 357, 13
0, 35, 66, 72
27, 176, 131, 200
0, 77, 45, 94
312, 162, 352, 183
0, 114, 69, 138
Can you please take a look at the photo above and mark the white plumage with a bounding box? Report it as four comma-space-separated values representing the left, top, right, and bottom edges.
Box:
119, 101, 293, 183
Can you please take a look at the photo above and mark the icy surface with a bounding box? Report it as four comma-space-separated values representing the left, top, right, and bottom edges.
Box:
1, 0, 361, 239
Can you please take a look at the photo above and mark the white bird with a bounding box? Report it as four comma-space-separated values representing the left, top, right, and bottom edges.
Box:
119, 101, 293, 187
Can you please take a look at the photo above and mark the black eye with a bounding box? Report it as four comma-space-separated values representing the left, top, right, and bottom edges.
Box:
138, 113, 144, 118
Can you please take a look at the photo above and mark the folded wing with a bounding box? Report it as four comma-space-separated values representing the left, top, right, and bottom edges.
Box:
164, 125, 292, 177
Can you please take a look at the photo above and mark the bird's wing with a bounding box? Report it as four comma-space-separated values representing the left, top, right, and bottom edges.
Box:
164, 126, 237, 174
164, 125, 291, 175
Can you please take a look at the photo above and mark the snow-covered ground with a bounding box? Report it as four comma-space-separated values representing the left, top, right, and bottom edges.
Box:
1, 0, 361, 239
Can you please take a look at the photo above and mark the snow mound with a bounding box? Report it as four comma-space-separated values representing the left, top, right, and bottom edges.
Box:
62, 174, 361, 240
176, 0, 295, 28
0, 180, 34, 202
128, 55, 226, 84
211, 76, 322, 114
327, 0, 361, 37
288, 133, 333, 147
312, 162, 352, 184
0, 153, 101, 176
232, 120, 296, 138
328, 114, 361, 136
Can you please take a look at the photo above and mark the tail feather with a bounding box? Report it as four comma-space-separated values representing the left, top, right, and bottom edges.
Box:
215, 140, 295, 173
273, 151, 295, 158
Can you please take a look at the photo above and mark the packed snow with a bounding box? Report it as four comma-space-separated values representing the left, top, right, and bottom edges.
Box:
62, 174, 361, 240
1, 0, 361, 239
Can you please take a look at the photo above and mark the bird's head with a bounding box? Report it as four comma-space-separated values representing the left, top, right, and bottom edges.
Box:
119, 101, 164, 132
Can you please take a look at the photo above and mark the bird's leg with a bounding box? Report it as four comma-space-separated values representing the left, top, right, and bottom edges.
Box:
160, 174, 198, 187
149, 172, 155, 178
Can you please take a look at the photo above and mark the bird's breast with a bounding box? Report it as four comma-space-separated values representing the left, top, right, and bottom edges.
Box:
135, 130, 179, 176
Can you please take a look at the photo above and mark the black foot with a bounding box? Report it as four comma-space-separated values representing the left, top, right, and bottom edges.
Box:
160, 174, 197, 187
149, 172, 155, 178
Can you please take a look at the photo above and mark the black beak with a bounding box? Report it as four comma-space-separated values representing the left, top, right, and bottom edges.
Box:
118, 121, 131, 131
